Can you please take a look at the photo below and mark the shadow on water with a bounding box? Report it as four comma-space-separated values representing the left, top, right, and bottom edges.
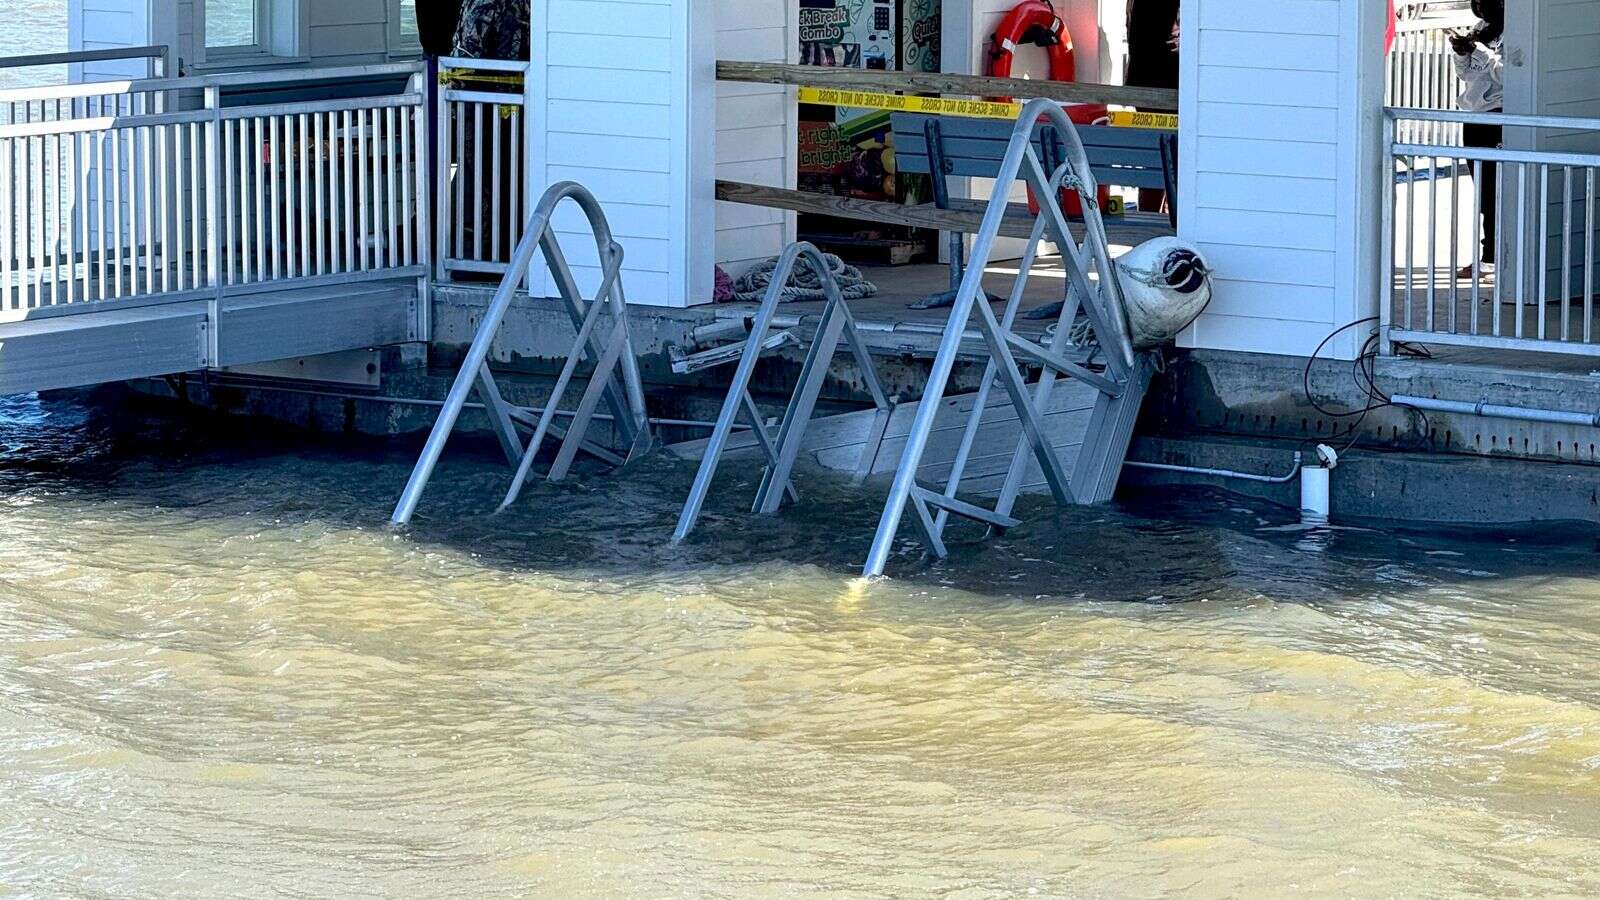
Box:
4, 389, 1598, 606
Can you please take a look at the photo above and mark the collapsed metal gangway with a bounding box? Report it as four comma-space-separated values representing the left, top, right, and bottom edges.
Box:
391, 182, 653, 524
861, 98, 1154, 577
671, 99, 1155, 577
673, 242, 895, 541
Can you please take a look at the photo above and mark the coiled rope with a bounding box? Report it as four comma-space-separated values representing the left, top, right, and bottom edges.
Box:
732, 253, 878, 304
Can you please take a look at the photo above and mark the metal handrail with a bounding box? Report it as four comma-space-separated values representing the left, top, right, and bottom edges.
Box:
1392, 141, 1600, 169
0, 45, 169, 74
0, 61, 423, 106
0, 70, 432, 317
0, 91, 427, 140
1392, 11, 1477, 33
1389, 107, 1600, 133
435, 56, 530, 73
1380, 106, 1600, 355
434, 57, 531, 282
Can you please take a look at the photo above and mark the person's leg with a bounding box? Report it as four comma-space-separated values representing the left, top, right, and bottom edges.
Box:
1463, 120, 1500, 265
1481, 123, 1500, 264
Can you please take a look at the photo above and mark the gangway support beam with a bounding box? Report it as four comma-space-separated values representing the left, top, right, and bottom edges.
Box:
391, 182, 652, 525
861, 98, 1154, 578
673, 241, 894, 543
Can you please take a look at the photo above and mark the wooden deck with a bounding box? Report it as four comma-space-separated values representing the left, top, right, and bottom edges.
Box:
1390, 266, 1600, 358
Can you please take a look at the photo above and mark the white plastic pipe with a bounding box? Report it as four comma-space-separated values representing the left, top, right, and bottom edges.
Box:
1299, 444, 1338, 525
1300, 466, 1331, 525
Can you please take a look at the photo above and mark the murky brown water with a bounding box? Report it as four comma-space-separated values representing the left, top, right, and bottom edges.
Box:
1, 392, 1598, 896
5, 5, 1600, 894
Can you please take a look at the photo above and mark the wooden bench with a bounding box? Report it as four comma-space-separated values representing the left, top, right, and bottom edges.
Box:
708, 108, 1179, 308
888, 111, 1176, 307
890, 112, 1178, 234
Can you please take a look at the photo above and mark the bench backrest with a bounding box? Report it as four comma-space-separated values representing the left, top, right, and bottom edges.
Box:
891, 112, 1175, 193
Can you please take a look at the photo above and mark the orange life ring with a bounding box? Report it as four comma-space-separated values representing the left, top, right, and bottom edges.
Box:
987, 0, 1076, 101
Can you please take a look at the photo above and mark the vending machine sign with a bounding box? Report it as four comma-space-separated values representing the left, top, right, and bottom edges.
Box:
798, 0, 896, 70
799, 5, 848, 46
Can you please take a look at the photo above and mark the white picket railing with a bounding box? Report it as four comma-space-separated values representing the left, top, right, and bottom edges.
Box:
1385, 13, 1479, 146
435, 56, 530, 282
0, 63, 429, 318
1384, 108, 1600, 355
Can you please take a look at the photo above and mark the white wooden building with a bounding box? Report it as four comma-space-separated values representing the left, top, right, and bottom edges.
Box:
64, 0, 1600, 361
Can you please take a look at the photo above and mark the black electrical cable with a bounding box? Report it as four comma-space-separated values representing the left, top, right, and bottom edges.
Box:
1302, 318, 1432, 456
1302, 317, 1380, 420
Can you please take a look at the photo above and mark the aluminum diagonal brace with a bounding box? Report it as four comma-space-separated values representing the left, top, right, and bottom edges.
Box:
754, 296, 851, 515
498, 260, 615, 510
541, 232, 642, 448
970, 287, 1074, 506
933, 213, 1051, 537
1018, 148, 1133, 380
549, 313, 634, 482
742, 390, 800, 505
672, 245, 796, 542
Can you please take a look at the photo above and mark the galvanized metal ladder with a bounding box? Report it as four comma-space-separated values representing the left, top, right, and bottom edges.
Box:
861, 98, 1153, 577
673, 242, 895, 542
392, 182, 653, 524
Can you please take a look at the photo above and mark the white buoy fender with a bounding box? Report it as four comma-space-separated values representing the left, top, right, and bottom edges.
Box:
1114, 238, 1213, 349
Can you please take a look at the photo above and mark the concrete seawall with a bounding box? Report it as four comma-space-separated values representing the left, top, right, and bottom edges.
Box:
122, 287, 1600, 530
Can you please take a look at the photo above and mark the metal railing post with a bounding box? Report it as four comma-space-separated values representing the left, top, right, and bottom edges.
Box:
522, 60, 536, 295
434, 64, 450, 284
1380, 111, 1396, 355
203, 84, 222, 365
410, 72, 432, 343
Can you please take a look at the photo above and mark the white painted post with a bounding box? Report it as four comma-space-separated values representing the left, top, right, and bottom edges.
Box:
204, 84, 221, 365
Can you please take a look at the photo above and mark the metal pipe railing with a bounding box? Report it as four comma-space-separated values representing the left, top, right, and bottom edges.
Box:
0, 45, 168, 78
1383, 107, 1600, 356
1125, 455, 1304, 485
1391, 394, 1600, 428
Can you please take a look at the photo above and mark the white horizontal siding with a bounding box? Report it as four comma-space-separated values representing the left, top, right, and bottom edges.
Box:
1522, 0, 1600, 299
544, 0, 676, 293
1179, 0, 1383, 358
526, 0, 710, 307
304, 0, 388, 66
713, 0, 792, 279
69, 0, 155, 81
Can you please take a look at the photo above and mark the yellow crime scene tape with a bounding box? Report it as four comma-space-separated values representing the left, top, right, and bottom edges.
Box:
797, 87, 1022, 120
439, 68, 524, 87
1108, 110, 1178, 130
798, 87, 1180, 129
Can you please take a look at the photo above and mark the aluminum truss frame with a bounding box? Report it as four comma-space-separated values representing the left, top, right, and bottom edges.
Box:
392, 182, 653, 524
673, 242, 895, 543
861, 98, 1150, 578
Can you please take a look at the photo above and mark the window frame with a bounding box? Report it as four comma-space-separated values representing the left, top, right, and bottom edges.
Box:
199, 0, 273, 61
193, 0, 307, 69
387, 0, 423, 58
